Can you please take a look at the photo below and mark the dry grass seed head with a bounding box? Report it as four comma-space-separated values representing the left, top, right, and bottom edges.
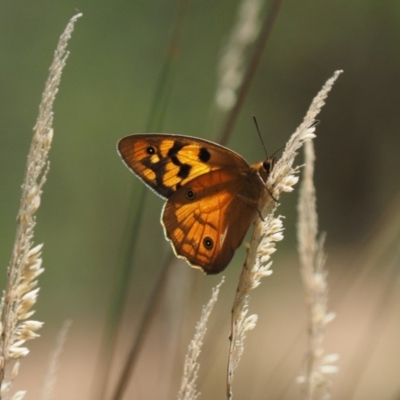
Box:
227, 71, 343, 398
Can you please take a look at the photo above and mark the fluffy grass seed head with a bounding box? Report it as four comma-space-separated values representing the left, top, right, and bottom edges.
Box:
227, 71, 343, 399
178, 278, 224, 400
0, 13, 82, 398
297, 139, 338, 399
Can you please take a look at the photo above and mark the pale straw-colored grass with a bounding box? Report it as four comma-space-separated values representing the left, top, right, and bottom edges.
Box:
214, 0, 265, 112
0, 13, 81, 400
226, 70, 343, 399
297, 140, 338, 399
40, 320, 73, 400
177, 278, 225, 400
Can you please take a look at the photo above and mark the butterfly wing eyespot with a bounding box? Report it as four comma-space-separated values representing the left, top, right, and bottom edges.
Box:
146, 146, 156, 155
203, 237, 214, 250
185, 188, 196, 200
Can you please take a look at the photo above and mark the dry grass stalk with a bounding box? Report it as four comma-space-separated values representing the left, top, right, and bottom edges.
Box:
214, 0, 265, 112
0, 13, 82, 399
297, 140, 338, 399
177, 278, 225, 400
226, 70, 343, 399
40, 320, 73, 400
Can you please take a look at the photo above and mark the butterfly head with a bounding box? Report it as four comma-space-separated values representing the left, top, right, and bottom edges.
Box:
263, 157, 276, 175
255, 156, 276, 182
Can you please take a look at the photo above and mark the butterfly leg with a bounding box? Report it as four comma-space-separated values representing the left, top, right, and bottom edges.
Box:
266, 187, 279, 203
259, 179, 279, 203
255, 206, 265, 222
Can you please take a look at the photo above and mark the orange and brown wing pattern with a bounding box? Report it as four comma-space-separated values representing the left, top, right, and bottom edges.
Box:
161, 168, 259, 274
117, 134, 249, 199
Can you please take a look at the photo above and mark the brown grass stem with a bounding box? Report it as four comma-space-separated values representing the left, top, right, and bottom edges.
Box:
110, 253, 176, 400
146, 0, 191, 132
95, 3, 192, 399
91, 185, 148, 400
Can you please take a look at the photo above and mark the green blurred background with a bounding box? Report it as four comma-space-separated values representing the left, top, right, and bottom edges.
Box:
0, 1, 399, 399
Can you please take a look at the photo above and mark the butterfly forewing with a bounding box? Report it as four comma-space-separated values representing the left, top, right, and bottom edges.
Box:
117, 134, 250, 199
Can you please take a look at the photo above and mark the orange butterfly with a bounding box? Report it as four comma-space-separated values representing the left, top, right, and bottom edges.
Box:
117, 134, 275, 274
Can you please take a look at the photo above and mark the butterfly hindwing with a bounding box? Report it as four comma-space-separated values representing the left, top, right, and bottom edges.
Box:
161, 167, 263, 274
117, 134, 250, 199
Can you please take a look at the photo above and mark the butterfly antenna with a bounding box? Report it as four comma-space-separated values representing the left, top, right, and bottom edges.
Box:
252, 115, 269, 158
271, 143, 285, 158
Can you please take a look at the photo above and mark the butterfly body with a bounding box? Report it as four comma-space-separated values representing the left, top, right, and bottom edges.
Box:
117, 134, 275, 274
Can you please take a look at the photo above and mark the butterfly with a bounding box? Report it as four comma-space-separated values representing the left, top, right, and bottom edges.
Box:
117, 134, 276, 274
